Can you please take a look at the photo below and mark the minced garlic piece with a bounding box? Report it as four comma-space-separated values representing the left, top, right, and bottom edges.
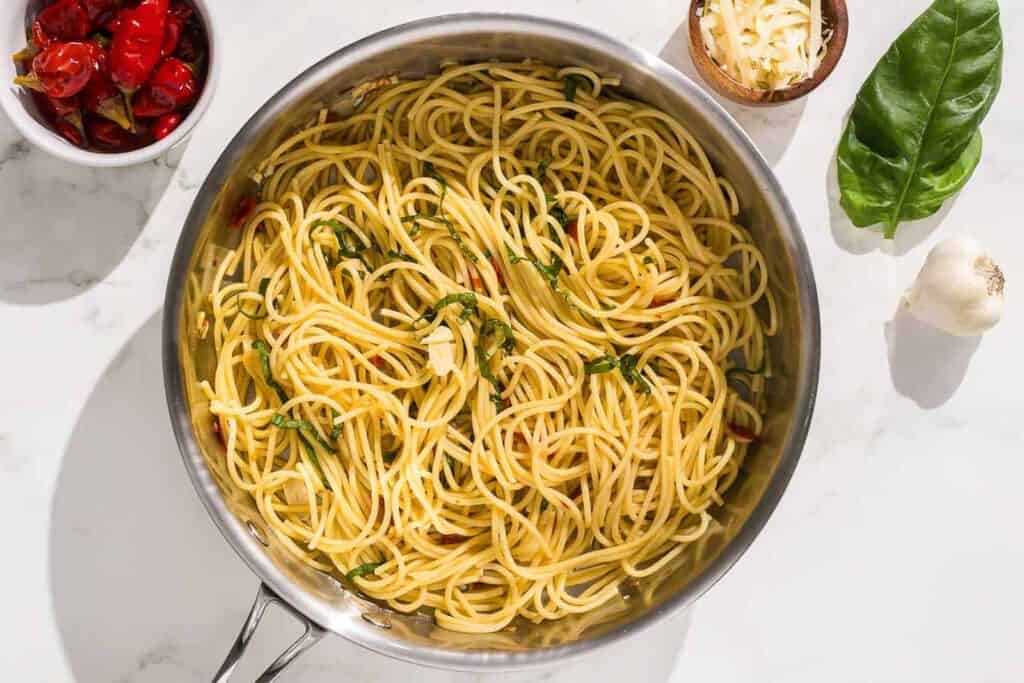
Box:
422, 325, 456, 376
699, 0, 830, 91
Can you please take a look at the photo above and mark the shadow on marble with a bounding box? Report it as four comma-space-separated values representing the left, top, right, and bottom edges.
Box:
49, 313, 693, 682
657, 22, 806, 167
826, 147, 957, 257
884, 305, 981, 409
0, 115, 181, 306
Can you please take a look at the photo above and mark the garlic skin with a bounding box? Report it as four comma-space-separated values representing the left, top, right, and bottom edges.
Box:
903, 236, 1005, 337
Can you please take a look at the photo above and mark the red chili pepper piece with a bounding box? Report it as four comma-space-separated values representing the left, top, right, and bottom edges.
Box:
231, 196, 258, 229
152, 111, 182, 140
438, 534, 465, 545
727, 423, 759, 443
86, 114, 136, 148
161, 2, 193, 57
15, 42, 96, 99
369, 356, 386, 369
490, 255, 505, 288
109, 0, 169, 95
82, 0, 122, 26
35, 0, 91, 44
132, 57, 196, 117
211, 416, 226, 449
566, 219, 578, 241
649, 298, 672, 309
469, 268, 483, 293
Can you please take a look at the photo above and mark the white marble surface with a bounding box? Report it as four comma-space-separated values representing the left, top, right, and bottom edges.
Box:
1, 1, 1021, 681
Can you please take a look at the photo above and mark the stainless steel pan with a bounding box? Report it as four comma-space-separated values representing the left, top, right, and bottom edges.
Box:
163, 13, 820, 681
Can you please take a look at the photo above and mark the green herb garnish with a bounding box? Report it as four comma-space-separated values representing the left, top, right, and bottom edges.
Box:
445, 454, 457, 471
312, 218, 371, 269
252, 340, 289, 404
346, 562, 383, 580
476, 318, 516, 410
386, 249, 416, 263
643, 256, 656, 266
382, 449, 399, 464
536, 157, 552, 179
271, 414, 337, 454
618, 353, 652, 395
507, 246, 563, 291
420, 292, 478, 323
237, 277, 273, 320
329, 408, 342, 441
584, 353, 651, 395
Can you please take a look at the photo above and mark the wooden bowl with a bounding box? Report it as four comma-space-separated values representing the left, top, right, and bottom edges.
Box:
687, 0, 849, 106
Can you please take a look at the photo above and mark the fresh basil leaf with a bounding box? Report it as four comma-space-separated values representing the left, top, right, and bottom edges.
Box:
643, 256, 655, 265
445, 454, 457, 471
252, 340, 289, 404
382, 448, 398, 464
837, 0, 1003, 237
346, 562, 383, 580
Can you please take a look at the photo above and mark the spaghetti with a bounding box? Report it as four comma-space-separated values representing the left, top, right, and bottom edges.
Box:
200, 61, 774, 633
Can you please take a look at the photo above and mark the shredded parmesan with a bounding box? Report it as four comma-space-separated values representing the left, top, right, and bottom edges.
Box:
698, 0, 831, 91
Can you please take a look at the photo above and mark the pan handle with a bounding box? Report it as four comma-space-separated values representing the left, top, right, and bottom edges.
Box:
212, 582, 326, 683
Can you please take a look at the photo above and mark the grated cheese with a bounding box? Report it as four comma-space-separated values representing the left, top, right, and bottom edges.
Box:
699, 0, 831, 91
422, 325, 457, 376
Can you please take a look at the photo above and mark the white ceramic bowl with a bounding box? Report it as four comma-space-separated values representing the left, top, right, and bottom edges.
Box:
0, 0, 219, 167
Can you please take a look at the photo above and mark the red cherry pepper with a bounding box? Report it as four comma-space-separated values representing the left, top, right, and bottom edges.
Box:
161, 2, 193, 58
35, 0, 91, 44
81, 47, 131, 130
34, 91, 87, 146
82, 0, 122, 26
132, 57, 196, 117
15, 42, 96, 99
109, 0, 169, 95
86, 115, 137, 148
152, 111, 182, 140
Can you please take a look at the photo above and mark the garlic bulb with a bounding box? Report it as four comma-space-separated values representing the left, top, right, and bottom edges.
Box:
903, 236, 1005, 337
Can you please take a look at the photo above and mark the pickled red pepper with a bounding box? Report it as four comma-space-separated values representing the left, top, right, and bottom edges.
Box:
109, 0, 168, 96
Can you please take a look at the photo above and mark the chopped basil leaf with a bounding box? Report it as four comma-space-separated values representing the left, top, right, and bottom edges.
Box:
565, 75, 582, 103
252, 340, 289, 404
258, 277, 271, 296
329, 409, 342, 441
270, 414, 338, 454
448, 225, 479, 263
643, 256, 656, 265
540, 499, 549, 512
312, 218, 371, 270
506, 246, 563, 291
619, 353, 652, 395
584, 355, 619, 375
536, 157, 552, 179
346, 562, 383, 580
382, 448, 398, 464
421, 292, 478, 322
445, 454, 457, 471
386, 249, 416, 263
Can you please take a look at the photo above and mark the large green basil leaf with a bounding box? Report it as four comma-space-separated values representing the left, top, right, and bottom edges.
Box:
837, 0, 1003, 237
